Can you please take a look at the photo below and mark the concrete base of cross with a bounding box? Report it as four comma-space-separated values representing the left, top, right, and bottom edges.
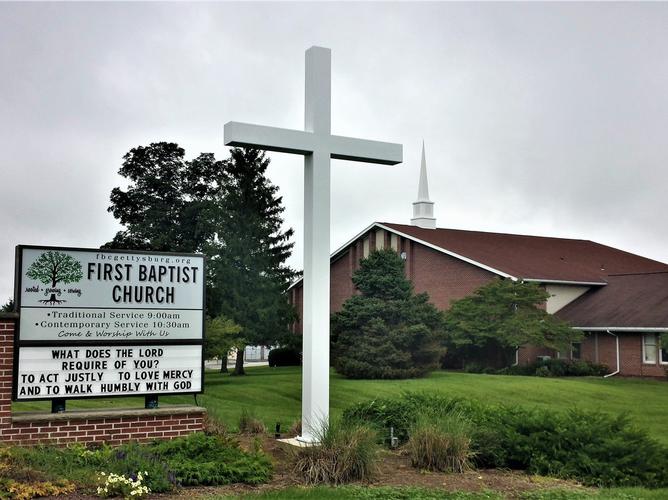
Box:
277, 437, 319, 448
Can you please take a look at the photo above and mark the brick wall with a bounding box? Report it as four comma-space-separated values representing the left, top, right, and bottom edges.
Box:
518, 331, 666, 378
0, 317, 206, 446
330, 250, 354, 313
408, 242, 495, 310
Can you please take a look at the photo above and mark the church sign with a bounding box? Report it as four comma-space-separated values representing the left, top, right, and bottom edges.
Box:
13, 245, 204, 401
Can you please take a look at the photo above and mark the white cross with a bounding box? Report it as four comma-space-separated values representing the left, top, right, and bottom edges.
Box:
224, 46, 402, 443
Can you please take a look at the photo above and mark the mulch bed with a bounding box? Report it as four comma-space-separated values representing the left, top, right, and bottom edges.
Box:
155, 434, 591, 499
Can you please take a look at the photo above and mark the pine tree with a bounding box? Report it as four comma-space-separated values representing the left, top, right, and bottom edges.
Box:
207, 148, 298, 375
331, 249, 446, 379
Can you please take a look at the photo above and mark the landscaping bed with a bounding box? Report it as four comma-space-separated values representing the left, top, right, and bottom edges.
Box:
6, 368, 668, 498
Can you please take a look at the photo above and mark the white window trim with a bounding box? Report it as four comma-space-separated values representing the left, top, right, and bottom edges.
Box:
660, 337, 668, 365
642, 333, 658, 365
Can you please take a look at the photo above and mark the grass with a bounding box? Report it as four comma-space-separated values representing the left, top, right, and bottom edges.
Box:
210, 486, 668, 499
13, 367, 668, 444
407, 413, 474, 472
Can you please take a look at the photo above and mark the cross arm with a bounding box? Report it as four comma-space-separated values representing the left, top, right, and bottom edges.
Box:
224, 122, 315, 155
329, 135, 402, 165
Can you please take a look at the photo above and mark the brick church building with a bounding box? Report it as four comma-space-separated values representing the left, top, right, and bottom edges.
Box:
289, 145, 668, 377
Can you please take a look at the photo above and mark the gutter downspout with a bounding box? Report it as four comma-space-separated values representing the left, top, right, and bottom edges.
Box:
603, 329, 620, 378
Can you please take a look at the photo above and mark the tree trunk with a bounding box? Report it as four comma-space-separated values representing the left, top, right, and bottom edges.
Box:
220, 357, 228, 373
48, 293, 57, 303
232, 346, 246, 376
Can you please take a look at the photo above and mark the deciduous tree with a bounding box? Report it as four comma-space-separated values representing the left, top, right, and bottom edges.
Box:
444, 279, 581, 368
105, 144, 297, 376
204, 315, 242, 373
104, 142, 223, 252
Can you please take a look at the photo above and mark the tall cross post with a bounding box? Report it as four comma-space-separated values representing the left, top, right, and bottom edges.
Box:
224, 46, 402, 442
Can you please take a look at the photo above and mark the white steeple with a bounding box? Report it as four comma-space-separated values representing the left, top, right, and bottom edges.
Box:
411, 141, 436, 229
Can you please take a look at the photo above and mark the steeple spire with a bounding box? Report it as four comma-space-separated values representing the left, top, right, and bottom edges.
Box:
417, 141, 430, 201
411, 141, 436, 229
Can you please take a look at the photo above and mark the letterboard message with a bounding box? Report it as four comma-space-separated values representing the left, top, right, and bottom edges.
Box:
16, 345, 202, 399
13, 246, 205, 401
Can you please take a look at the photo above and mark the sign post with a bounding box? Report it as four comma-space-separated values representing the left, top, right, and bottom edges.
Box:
13, 246, 205, 406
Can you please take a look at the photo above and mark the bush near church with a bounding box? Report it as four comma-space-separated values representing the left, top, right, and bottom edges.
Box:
344, 392, 668, 488
494, 358, 609, 377
331, 249, 446, 379
268, 347, 301, 367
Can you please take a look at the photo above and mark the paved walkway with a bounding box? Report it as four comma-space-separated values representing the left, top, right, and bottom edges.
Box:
204, 359, 268, 370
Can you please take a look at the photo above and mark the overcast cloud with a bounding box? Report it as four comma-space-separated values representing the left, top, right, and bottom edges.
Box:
1, 2, 667, 301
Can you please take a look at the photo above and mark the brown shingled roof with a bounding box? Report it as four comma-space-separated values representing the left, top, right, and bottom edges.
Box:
381, 222, 668, 283
556, 272, 668, 328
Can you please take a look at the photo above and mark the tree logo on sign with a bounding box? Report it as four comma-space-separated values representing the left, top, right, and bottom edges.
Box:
26, 251, 83, 305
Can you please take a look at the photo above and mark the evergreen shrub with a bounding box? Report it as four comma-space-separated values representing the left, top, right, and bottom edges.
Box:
495, 359, 609, 377
268, 347, 301, 367
343, 392, 668, 487
332, 250, 446, 379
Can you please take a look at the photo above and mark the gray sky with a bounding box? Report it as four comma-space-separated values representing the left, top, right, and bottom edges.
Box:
2, 2, 668, 302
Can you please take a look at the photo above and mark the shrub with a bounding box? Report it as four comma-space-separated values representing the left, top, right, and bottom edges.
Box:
343, 392, 478, 444
535, 365, 551, 377
343, 392, 668, 487
1, 434, 273, 494
407, 413, 474, 472
495, 359, 609, 377
463, 362, 486, 374
146, 432, 272, 486
331, 250, 446, 379
239, 408, 267, 435
0, 478, 75, 499
292, 420, 379, 485
268, 347, 301, 367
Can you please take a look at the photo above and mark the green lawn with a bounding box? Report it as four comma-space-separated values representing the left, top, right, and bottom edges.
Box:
14, 367, 668, 444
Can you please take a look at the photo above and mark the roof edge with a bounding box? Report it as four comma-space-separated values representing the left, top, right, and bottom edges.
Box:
374, 223, 516, 280
524, 278, 608, 286
287, 222, 380, 291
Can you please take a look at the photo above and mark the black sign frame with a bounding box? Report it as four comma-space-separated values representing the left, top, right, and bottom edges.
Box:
12, 244, 206, 402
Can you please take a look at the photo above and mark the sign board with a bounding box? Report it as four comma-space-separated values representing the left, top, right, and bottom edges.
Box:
13, 245, 205, 401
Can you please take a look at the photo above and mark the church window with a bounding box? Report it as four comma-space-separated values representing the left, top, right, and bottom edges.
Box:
391, 233, 399, 251
376, 229, 385, 250
643, 334, 657, 364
